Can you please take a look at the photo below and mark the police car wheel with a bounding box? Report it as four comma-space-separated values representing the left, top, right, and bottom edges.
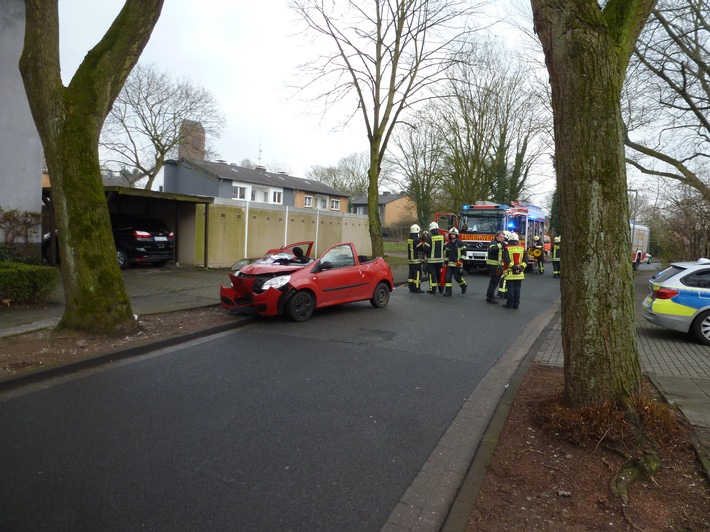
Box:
691, 309, 710, 346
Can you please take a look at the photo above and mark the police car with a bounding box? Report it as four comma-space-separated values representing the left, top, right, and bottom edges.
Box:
641, 258, 710, 345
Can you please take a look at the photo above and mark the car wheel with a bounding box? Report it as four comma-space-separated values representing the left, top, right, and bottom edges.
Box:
370, 282, 390, 308
117, 249, 129, 270
691, 310, 710, 346
287, 290, 314, 322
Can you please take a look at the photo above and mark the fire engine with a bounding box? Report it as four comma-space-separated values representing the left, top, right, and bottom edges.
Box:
631, 222, 651, 268
435, 201, 547, 271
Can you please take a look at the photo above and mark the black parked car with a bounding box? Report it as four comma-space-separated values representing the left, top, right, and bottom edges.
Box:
43, 214, 175, 270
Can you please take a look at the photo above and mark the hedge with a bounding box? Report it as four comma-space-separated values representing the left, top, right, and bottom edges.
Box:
0, 262, 59, 304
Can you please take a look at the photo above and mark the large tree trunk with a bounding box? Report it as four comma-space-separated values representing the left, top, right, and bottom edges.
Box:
20, 0, 164, 335
531, 0, 656, 407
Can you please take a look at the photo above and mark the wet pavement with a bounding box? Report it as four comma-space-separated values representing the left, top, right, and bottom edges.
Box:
1, 262, 708, 531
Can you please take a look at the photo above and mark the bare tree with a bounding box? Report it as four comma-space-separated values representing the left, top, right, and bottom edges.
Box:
306, 152, 389, 196
20, 0, 164, 334
100, 63, 226, 190
432, 41, 548, 210
624, 0, 710, 202
390, 109, 446, 226
531, 0, 658, 499
291, 0, 481, 257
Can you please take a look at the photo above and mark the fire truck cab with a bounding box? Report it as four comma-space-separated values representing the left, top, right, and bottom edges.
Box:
435, 201, 547, 271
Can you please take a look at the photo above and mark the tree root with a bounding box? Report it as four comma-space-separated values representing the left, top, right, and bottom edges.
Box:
609, 400, 662, 505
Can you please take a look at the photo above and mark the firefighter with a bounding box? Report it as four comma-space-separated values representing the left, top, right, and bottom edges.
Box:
425, 221, 445, 294
443, 227, 467, 297
552, 236, 561, 278
497, 231, 511, 299
407, 224, 424, 293
502, 232, 526, 309
486, 230, 508, 304
531, 235, 545, 274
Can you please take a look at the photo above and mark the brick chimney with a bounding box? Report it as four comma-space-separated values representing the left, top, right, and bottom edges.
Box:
178, 120, 205, 160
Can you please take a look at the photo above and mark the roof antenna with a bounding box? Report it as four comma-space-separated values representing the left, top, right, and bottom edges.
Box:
258, 143, 262, 166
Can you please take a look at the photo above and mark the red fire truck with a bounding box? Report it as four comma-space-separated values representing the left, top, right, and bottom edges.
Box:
435, 201, 547, 271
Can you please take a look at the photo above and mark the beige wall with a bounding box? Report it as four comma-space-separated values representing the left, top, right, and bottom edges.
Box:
194, 199, 371, 268
384, 196, 417, 226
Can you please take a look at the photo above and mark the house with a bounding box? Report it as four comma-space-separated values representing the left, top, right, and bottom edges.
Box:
163, 159, 349, 213
0, 0, 44, 246
350, 192, 417, 229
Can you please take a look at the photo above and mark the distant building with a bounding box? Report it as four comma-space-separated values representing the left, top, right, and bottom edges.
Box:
163, 159, 349, 213
349, 192, 416, 228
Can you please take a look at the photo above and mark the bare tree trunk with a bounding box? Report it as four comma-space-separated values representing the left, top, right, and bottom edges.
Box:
368, 142, 384, 257
531, 0, 657, 407
20, 0, 164, 335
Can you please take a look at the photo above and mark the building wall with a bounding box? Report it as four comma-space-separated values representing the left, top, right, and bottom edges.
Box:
0, 0, 43, 243
194, 199, 372, 268
383, 196, 417, 227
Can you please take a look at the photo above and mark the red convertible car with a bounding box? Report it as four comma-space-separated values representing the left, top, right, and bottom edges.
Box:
220, 241, 394, 321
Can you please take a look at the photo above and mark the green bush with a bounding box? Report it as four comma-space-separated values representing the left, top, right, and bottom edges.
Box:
0, 262, 59, 304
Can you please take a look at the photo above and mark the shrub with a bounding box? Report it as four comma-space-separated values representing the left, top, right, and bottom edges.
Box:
0, 262, 59, 304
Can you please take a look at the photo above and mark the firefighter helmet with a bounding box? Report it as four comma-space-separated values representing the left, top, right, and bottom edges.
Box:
429, 221, 439, 230
509, 232, 519, 241
554, 236, 561, 243
503, 231, 512, 240
449, 227, 459, 235
410, 224, 420, 233
533, 235, 540, 241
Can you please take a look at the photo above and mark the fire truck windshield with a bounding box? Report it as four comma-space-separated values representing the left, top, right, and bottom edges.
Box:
459, 214, 504, 233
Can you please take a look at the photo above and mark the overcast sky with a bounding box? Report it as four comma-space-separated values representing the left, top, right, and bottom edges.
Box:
58, 1, 554, 198
58, 1, 378, 177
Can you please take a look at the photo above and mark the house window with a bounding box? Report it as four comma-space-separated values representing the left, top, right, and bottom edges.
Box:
272, 191, 282, 204
304, 196, 313, 208
319, 197, 327, 209
263, 191, 268, 202
356, 206, 366, 215
330, 199, 340, 210
251, 189, 256, 201
232, 186, 246, 200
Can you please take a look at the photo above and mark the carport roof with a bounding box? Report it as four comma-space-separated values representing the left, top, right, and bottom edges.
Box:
103, 186, 214, 204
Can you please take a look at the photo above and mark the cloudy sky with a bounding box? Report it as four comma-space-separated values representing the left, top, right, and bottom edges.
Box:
58, 1, 550, 196
58, 1, 395, 176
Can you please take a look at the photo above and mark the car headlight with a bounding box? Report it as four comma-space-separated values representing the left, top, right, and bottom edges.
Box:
262, 275, 291, 290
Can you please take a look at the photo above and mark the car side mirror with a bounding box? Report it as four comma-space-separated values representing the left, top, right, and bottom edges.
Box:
318, 260, 334, 271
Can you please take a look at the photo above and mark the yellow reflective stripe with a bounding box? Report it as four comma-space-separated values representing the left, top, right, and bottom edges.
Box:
652, 299, 696, 317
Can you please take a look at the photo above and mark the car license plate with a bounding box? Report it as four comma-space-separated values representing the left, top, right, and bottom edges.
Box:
154, 236, 168, 241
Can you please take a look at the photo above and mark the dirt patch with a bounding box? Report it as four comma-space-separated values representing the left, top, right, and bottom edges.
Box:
467, 364, 710, 530
0, 306, 239, 380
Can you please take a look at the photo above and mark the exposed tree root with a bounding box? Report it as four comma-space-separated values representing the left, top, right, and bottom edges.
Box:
609, 400, 662, 505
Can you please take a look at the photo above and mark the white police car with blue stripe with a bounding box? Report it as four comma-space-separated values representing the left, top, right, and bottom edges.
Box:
642, 258, 710, 345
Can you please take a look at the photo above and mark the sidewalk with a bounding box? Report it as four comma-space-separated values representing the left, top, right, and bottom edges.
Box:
1, 263, 708, 530
440, 269, 710, 531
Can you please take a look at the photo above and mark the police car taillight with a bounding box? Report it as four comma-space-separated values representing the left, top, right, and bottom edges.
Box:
653, 287, 679, 299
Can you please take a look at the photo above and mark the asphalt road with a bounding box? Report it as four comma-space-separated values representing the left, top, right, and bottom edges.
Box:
0, 270, 561, 531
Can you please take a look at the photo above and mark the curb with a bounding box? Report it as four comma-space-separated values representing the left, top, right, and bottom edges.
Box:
0, 317, 255, 394
647, 374, 710, 486
440, 308, 560, 531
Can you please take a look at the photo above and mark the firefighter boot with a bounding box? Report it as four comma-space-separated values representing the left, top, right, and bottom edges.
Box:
461, 282, 467, 294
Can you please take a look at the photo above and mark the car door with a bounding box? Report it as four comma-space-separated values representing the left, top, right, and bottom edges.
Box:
312, 243, 367, 306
